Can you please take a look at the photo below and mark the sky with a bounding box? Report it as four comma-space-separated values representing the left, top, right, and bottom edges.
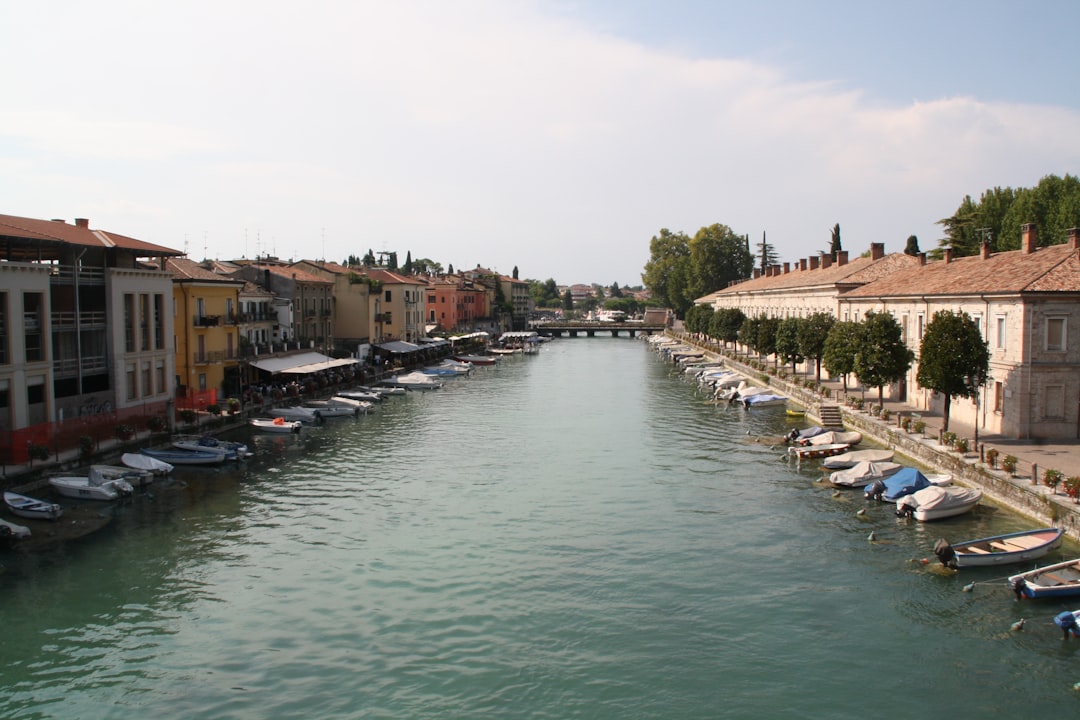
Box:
3, 1, 1080, 287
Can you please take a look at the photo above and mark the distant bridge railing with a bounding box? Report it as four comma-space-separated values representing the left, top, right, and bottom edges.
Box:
528, 320, 667, 337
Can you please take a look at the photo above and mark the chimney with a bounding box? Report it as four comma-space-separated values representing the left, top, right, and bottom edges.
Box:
51, 218, 66, 223
782, 262, 790, 274
944, 248, 953, 264
799, 258, 807, 271
918, 253, 926, 266
1068, 227, 1080, 250
981, 239, 991, 259
870, 242, 884, 260
837, 250, 848, 266
1022, 223, 1037, 254
821, 254, 832, 269
753, 269, 761, 279
809, 257, 820, 270
771, 264, 781, 276
75, 218, 89, 228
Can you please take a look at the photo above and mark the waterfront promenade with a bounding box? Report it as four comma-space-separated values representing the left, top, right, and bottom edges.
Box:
669, 331, 1080, 538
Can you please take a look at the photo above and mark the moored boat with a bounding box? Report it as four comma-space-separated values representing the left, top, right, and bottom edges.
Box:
49, 474, 128, 501
822, 448, 895, 469
90, 464, 154, 487
895, 485, 982, 521
789, 443, 852, 462
250, 417, 303, 433
121, 452, 174, 475
301, 400, 359, 417
864, 467, 934, 502
452, 354, 498, 366
140, 447, 225, 466
933, 527, 1065, 568
0, 517, 31, 540
268, 406, 322, 423
1009, 558, 1080, 600
829, 460, 902, 488
4, 490, 63, 520
382, 372, 443, 390
802, 430, 861, 447
173, 434, 251, 459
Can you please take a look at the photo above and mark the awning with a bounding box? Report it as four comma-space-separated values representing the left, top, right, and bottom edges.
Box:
375, 340, 422, 354
249, 352, 358, 375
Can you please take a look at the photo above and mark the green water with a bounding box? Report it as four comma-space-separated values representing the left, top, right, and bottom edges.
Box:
2, 339, 1079, 718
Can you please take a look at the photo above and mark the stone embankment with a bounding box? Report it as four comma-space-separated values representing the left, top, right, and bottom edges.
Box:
669, 332, 1080, 541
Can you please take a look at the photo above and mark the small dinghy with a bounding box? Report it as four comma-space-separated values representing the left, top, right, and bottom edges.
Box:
91, 464, 154, 487
934, 527, 1064, 569
122, 452, 173, 475
803, 430, 862, 447
822, 448, 895, 469
1009, 558, 1080, 600
0, 517, 31, 541
895, 485, 982, 521
250, 417, 303, 433
829, 460, 902, 488
49, 471, 130, 501
4, 490, 63, 520
789, 443, 852, 462
173, 435, 251, 459
140, 447, 225, 466
864, 467, 934, 502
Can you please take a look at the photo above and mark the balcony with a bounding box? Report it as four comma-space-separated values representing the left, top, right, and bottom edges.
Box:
53, 355, 108, 377
193, 350, 231, 365
50, 310, 107, 329
193, 314, 221, 327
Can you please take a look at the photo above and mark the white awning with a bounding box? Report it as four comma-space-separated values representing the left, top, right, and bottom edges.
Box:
249, 352, 358, 375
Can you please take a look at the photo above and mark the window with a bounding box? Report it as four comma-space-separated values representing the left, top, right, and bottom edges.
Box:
385, 290, 392, 302
24, 292, 43, 362
126, 363, 137, 400
1045, 384, 1065, 418
156, 361, 166, 394
154, 294, 165, 349
141, 362, 152, 397
901, 315, 908, 344
996, 316, 1006, 349
1047, 317, 1066, 351
917, 314, 925, 339
972, 314, 982, 338
198, 373, 207, 390
124, 293, 135, 352
0, 291, 6, 364
140, 294, 151, 350
994, 381, 1004, 413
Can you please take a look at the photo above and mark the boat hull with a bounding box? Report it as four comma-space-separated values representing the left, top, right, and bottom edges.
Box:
941, 528, 1064, 568
4, 491, 63, 520
140, 448, 225, 465
1009, 558, 1080, 599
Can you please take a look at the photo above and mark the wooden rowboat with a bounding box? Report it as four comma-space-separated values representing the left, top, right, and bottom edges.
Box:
934, 527, 1064, 568
1009, 558, 1080, 600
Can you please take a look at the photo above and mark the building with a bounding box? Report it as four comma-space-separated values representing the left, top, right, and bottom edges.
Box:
0, 213, 181, 462
168, 258, 244, 401
365, 269, 427, 343
424, 275, 488, 333
230, 262, 334, 351
290, 260, 375, 353
499, 274, 532, 331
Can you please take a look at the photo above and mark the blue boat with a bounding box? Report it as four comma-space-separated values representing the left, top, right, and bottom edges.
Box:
1009, 558, 1080, 599
864, 467, 932, 502
140, 447, 224, 466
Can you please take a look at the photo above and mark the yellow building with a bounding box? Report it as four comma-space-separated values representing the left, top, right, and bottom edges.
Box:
168, 258, 244, 403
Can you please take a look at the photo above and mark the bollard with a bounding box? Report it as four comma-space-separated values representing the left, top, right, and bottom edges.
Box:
1032, 463, 1038, 486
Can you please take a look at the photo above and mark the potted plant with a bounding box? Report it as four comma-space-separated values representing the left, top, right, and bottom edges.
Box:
985, 448, 999, 468
900, 416, 911, 432
880, 408, 891, 422
147, 416, 166, 433
115, 424, 135, 441
28, 444, 50, 463
954, 437, 969, 454
1065, 476, 1080, 503
1043, 468, 1064, 493
1002, 454, 1018, 476
226, 397, 241, 414
79, 434, 95, 458
206, 403, 221, 416
179, 409, 198, 426
913, 420, 926, 435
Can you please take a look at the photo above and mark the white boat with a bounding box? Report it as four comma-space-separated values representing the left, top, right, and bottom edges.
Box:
173, 435, 251, 459
303, 400, 360, 417
829, 460, 902, 488
328, 396, 375, 413
140, 447, 224, 466
382, 372, 443, 390
741, 394, 787, 408
91, 464, 154, 487
803, 430, 862, 447
4, 490, 63, 520
337, 389, 384, 402
270, 406, 322, 423
934, 528, 1064, 568
896, 485, 982, 521
49, 474, 128, 501
122, 452, 174, 475
822, 448, 895, 469
354, 385, 406, 397
0, 517, 31, 540
250, 417, 303, 433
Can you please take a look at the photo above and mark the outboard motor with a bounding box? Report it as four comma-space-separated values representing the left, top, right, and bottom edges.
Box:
866, 479, 886, 503
785, 428, 800, 445
934, 538, 957, 569
1011, 578, 1028, 601
1055, 611, 1080, 639
895, 501, 913, 519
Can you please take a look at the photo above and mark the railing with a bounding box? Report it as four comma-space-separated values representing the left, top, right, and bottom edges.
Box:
50, 310, 107, 328
48, 264, 106, 283
193, 350, 229, 365
52, 355, 109, 377
193, 315, 221, 327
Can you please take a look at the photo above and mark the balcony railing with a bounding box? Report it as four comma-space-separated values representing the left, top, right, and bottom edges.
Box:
193, 350, 236, 365
50, 310, 107, 328
53, 355, 109, 377
48, 264, 106, 283
193, 315, 221, 327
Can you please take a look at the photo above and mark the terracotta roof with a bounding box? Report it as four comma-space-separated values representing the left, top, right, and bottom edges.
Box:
167, 257, 244, 283
366, 268, 427, 285
239, 280, 273, 296
253, 263, 332, 285
294, 259, 354, 275
846, 244, 1080, 297
710, 253, 920, 297
0, 213, 182, 256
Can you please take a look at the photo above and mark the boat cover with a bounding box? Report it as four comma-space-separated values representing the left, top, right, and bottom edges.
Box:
897, 485, 982, 512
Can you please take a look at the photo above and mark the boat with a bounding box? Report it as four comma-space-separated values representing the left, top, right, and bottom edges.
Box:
742, 394, 788, 408
250, 417, 303, 433
789, 443, 852, 462
382, 372, 443, 390
301, 400, 359, 417
49, 472, 130, 501
336, 389, 384, 402
269, 406, 322, 423
822, 448, 895, 469
91, 463, 154, 487
785, 407, 806, 418
1009, 558, 1080, 600
0, 517, 31, 541
140, 447, 225, 466
829, 460, 902, 488
895, 485, 983, 521
4, 490, 63, 520
864, 467, 934, 502
121, 452, 174, 475
802, 430, 861, 447
453, 354, 498, 366
173, 434, 251, 459
933, 527, 1065, 569
785, 426, 826, 444
328, 396, 375, 413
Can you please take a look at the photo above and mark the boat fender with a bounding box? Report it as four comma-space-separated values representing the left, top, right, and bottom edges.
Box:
273, 417, 285, 425
1054, 611, 1080, 639
933, 538, 957, 568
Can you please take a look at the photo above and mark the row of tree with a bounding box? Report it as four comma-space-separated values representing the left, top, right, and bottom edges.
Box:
935, 173, 1080, 257
684, 306, 988, 431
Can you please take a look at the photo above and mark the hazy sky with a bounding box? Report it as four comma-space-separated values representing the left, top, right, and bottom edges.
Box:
4, 1, 1080, 286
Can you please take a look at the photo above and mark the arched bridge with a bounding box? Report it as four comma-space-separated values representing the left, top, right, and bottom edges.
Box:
529, 321, 668, 338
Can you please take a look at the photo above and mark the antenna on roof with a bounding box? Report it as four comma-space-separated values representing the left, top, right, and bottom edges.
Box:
203, 231, 208, 262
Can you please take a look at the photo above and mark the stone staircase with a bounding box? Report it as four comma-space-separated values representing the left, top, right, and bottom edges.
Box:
818, 403, 844, 429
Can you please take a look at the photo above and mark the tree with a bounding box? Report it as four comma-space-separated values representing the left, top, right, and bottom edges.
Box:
561, 289, 574, 311
916, 310, 989, 433
689, 224, 755, 301
642, 228, 692, 316
854, 311, 913, 405
685, 304, 714, 336
829, 223, 842, 260
739, 315, 761, 355
362, 249, 376, 265
412, 257, 443, 275
403, 251, 413, 275
512, 266, 519, 280
797, 312, 836, 381
904, 235, 921, 256
756, 316, 780, 367
822, 320, 862, 394
610, 282, 623, 298
710, 308, 745, 348
756, 231, 778, 274
775, 317, 804, 373
448, 263, 454, 274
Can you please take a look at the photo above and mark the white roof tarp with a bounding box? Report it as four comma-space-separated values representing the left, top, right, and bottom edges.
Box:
249, 352, 357, 375
375, 340, 422, 354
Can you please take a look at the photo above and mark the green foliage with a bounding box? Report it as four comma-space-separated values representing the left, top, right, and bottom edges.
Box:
115, 424, 135, 440
904, 235, 921, 255
756, 231, 778, 274
829, 223, 842, 260
985, 447, 999, 467
28, 444, 50, 461
179, 409, 198, 425
775, 317, 804, 371
642, 224, 753, 318
1044, 468, 1065, 490
854, 311, 913, 404
561, 289, 574, 312
822, 320, 862, 393
756, 316, 780, 365
917, 310, 989, 432
1002, 454, 1018, 474
710, 307, 745, 346
530, 278, 562, 308
739, 316, 761, 354
641, 228, 692, 316
797, 312, 836, 381
609, 282, 623, 298
684, 304, 714, 335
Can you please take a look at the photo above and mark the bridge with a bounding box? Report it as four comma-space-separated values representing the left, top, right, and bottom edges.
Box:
529, 321, 668, 338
